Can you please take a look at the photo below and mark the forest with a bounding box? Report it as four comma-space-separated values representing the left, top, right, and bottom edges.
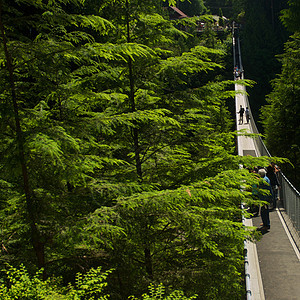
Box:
0, 0, 298, 299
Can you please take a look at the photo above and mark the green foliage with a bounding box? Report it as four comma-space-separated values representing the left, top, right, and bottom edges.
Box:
0, 264, 111, 299
68, 267, 112, 299
129, 283, 198, 299
218, 8, 224, 27
0, 0, 270, 299
0, 265, 60, 300
0, 265, 199, 300
78, 169, 259, 299
177, 0, 208, 17
261, 32, 300, 188
280, 0, 300, 33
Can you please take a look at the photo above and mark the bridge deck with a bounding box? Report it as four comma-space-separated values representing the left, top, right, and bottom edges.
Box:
235, 82, 300, 299
252, 210, 300, 300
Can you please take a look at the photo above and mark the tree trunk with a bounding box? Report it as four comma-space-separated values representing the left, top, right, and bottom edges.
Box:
125, 0, 143, 182
0, 4, 45, 272
144, 247, 153, 280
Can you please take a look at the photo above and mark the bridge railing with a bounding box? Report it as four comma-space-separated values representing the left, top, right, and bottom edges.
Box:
244, 92, 300, 235
234, 32, 299, 300
278, 173, 300, 233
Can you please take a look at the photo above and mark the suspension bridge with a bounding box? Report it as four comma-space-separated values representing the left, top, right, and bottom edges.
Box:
233, 24, 300, 300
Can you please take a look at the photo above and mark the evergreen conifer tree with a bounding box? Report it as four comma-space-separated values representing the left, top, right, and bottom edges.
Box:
261, 0, 300, 188
0, 0, 272, 298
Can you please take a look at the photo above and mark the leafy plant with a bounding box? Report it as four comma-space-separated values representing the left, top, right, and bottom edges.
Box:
0, 264, 112, 300
129, 283, 198, 300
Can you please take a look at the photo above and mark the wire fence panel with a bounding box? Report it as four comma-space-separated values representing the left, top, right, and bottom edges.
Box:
278, 172, 300, 233
248, 106, 300, 234
235, 31, 299, 299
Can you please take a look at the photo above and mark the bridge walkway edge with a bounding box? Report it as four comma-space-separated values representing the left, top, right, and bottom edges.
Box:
235, 80, 300, 300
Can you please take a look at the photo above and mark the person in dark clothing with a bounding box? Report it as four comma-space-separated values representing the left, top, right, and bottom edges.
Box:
253, 168, 273, 231
266, 165, 280, 209
237, 105, 244, 124
245, 107, 250, 123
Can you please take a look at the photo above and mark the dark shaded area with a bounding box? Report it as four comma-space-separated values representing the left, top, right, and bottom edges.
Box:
239, 0, 289, 131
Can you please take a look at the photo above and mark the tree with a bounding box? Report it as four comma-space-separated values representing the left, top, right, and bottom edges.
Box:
218, 8, 225, 27
261, 33, 300, 188
0, 0, 121, 274
177, 0, 207, 16
280, 0, 300, 33
261, 0, 300, 188
80, 169, 260, 299
0, 0, 268, 299
204, 0, 234, 16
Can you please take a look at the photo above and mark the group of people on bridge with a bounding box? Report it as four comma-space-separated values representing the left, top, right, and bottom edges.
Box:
249, 163, 281, 232
234, 65, 242, 79
237, 105, 250, 124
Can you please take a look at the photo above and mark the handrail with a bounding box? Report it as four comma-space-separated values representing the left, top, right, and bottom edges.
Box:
234, 28, 300, 300
278, 172, 300, 234
244, 77, 300, 235
244, 89, 300, 234
233, 27, 254, 300
241, 203, 253, 300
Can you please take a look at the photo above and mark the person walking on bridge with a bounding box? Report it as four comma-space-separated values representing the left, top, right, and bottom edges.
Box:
237, 105, 244, 124
257, 168, 273, 231
245, 107, 250, 123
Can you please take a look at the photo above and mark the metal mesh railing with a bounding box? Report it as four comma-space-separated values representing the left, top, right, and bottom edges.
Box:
243, 92, 300, 234
278, 172, 300, 233
234, 32, 299, 300
243, 90, 271, 157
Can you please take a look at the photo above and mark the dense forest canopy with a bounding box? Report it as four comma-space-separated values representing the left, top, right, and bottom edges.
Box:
261, 0, 300, 189
0, 0, 297, 299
